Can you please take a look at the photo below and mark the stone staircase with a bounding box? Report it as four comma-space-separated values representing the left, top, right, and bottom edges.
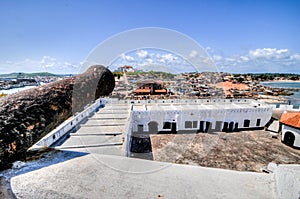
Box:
56, 103, 131, 156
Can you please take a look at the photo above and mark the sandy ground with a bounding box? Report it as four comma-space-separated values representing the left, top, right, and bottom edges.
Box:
150, 130, 300, 172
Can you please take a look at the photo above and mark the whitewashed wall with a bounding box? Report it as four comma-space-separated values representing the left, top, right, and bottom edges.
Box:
282, 125, 300, 147
131, 106, 272, 132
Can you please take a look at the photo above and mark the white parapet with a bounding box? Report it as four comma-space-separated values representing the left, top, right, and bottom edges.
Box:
28, 98, 106, 151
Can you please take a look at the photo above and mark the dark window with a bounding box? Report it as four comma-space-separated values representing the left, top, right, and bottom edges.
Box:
163, 122, 171, 129
137, 124, 143, 133
193, 121, 198, 128
185, 121, 192, 128
256, 119, 261, 126
243, 119, 250, 127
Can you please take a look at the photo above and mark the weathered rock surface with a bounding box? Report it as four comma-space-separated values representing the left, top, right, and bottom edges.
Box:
0, 65, 115, 171
72, 65, 115, 113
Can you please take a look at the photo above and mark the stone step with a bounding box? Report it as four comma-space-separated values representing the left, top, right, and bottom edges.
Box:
81, 119, 126, 126
90, 116, 128, 120
56, 142, 123, 149
76, 126, 126, 133
60, 135, 123, 147
71, 132, 122, 136
96, 110, 129, 115
80, 123, 126, 127
59, 145, 124, 156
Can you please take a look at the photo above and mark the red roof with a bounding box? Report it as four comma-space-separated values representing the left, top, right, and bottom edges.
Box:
280, 112, 300, 129
120, 66, 133, 69
134, 89, 151, 93
155, 89, 167, 93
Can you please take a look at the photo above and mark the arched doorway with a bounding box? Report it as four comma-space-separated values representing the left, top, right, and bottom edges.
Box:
283, 131, 295, 147
148, 121, 158, 133
228, 122, 234, 132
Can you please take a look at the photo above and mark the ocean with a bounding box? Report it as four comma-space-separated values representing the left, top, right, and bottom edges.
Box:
261, 81, 300, 105
0, 85, 37, 95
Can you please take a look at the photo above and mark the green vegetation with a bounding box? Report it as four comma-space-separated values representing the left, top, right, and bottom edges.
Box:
0, 72, 57, 78
112, 72, 124, 77
127, 71, 175, 79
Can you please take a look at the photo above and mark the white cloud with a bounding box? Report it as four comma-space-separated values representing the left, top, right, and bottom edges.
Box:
213, 55, 222, 61
40, 56, 56, 64
145, 58, 153, 63
160, 53, 178, 63
291, 54, 300, 60
209, 47, 300, 73
0, 56, 80, 74
189, 50, 198, 58
249, 48, 289, 59
136, 50, 149, 59
120, 53, 135, 62
225, 57, 235, 62
240, 56, 249, 62
110, 49, 196, 73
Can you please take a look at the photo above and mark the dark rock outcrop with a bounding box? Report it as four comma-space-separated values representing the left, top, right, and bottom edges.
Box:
72, 65, 115, 113
0, 65, 115, 171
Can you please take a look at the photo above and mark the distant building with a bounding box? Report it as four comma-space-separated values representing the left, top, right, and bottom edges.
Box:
133, 80, 167, 95
115, 65, 135, 73
280, 112, 300, 148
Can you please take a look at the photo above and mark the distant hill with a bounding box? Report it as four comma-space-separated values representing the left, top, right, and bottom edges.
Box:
0, 72, 58, 78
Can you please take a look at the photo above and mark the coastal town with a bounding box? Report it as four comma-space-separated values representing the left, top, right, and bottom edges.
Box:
1, 66, 299, 107
112, 65, 300, 104
1, 65, 300, 199
0, 73, 71, 96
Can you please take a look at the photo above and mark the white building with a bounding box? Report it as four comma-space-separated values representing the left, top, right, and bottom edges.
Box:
280, 112, 300, 148
125, 99, 272, 135
115, 65, 135, 73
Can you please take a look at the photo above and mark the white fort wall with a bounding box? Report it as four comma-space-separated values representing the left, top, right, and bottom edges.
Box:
131, 108, 272, 133
127, 100, 272, 133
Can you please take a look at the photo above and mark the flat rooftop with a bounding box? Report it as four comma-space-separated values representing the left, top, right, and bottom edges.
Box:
10, 152, 277, 199
131, 100, 269, 111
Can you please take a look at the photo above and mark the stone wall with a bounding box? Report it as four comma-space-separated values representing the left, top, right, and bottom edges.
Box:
0, 65, 115, 171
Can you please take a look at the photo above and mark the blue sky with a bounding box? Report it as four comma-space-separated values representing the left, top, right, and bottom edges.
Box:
0, 0, 299, 73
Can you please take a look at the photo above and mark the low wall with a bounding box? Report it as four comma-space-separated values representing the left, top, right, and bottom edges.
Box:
269, 164, 300, 199
270, 104, 300, 111
124, 107, 133, 157
28, 98, 106, 151
106, 98, 259, 105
